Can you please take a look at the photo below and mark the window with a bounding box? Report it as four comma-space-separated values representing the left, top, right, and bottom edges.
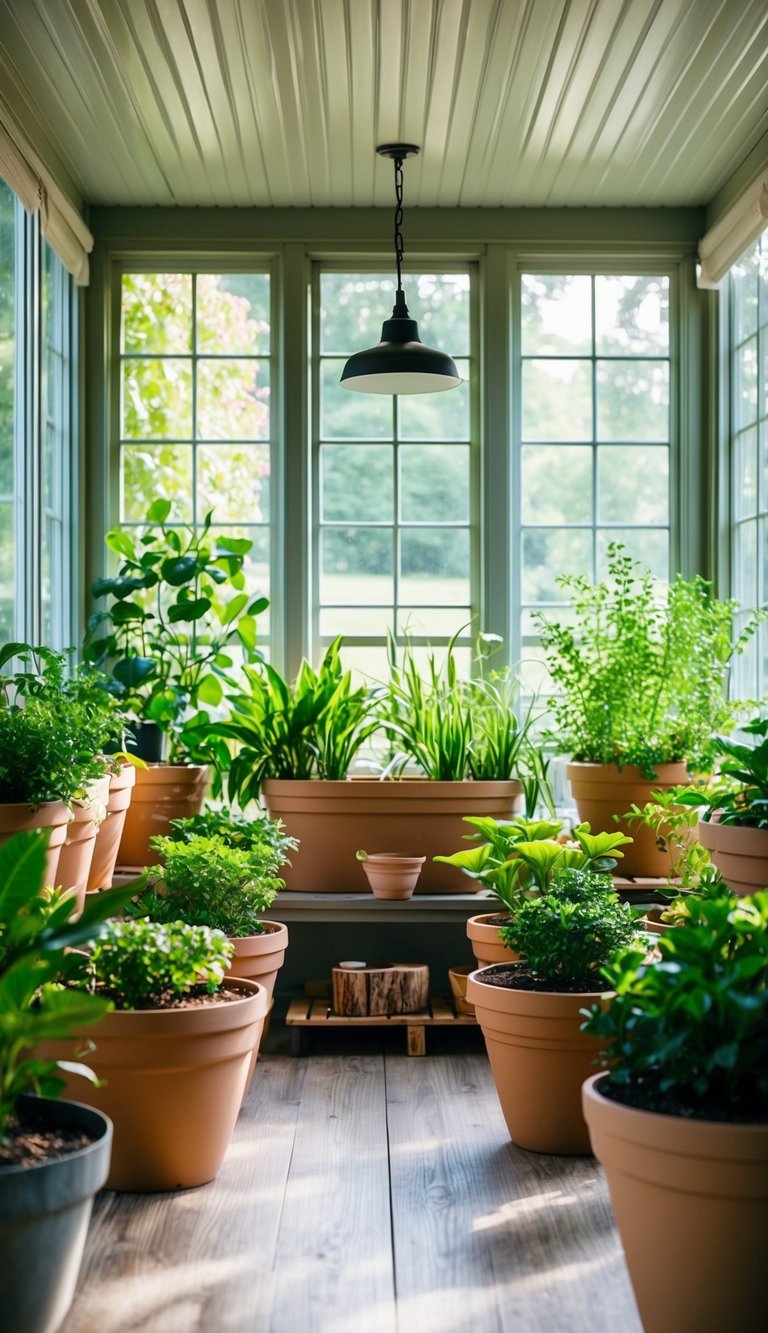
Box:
729, 235, 768, 696
314, 270, 475, 677
118, 271, 272, 640
0, 178, 77, 649
517, 272, 671, 685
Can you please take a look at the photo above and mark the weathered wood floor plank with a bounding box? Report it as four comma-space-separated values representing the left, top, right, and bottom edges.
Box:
385, 1049, 642, 1333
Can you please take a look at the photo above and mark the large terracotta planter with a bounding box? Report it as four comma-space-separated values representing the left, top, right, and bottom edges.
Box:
56, 776, 110, 909
567, 761, 690, 878
262, 778, 523, 892
698, 819, 768, 896
44, 978, 267, 1191
466, 912, 519, 966
583, 1072, 768, 1333
0, 1095, 112, 1333
0, 801, 70, 887
116, 763, 208, 868
467, 964, 609, 1154
87, 764, 136, 891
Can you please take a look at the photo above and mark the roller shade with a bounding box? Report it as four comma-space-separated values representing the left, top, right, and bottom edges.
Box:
0, 117, 93, 285
698, 175, 768, 288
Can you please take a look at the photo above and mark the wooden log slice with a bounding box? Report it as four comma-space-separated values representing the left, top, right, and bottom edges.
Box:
331, 962, 429, 1016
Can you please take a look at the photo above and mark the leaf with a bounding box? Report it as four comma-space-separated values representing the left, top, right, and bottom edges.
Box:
112, 656, 157, 688
197, 674, 223, 706
167, 597, 212, 623
105, 528, 137, 560
161, 555, 199, 586
146, 498, 172, 524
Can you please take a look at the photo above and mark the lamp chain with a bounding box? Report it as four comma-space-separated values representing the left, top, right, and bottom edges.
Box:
393, 154, 405, 294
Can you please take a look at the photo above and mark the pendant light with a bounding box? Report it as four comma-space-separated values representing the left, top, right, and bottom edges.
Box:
340, 144, 462, 395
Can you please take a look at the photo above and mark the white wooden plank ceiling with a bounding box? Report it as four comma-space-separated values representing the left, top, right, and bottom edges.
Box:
0, 0, 766, 210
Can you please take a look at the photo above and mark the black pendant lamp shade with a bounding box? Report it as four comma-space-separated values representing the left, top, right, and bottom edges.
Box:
340, 145, 462, 395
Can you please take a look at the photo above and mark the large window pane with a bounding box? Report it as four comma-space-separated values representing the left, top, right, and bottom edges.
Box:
122, 274, 192, 354
320, 528, 394, 605
595, 276, 669, 355
522, 360, 592, 441
197, 359, 270, 440
0, 181, 15, 644
596, 360, 668, 441
598, 446, 669, 524
521, 445, 592, 524
197, 274, 270, 354
521, 275, 592, 355
197, 444, 270, 522
321, 444, 393, 522
400, 528, 470, 605
400, 445, 469, 523
122, 359, 193, 440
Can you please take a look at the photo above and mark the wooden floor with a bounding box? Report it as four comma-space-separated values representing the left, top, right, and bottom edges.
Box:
62, 1021, 641, 1333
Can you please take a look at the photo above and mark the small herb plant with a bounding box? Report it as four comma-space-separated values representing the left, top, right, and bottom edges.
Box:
219, 636, 380, 803
536, 544, 757, 777
435, 817, 632, 913
84, 500, 268, 764
500, 868, 640, 990
81, 918, 234, 1009
168, 805, 298, 872
0, 644, 123, 806
382, 630, 535, 781
0, 830, 134, 1141
583, 890, 768, 1121
132, 833, 282, 937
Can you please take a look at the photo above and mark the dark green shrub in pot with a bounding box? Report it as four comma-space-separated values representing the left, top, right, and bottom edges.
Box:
582, 891, 768, 1333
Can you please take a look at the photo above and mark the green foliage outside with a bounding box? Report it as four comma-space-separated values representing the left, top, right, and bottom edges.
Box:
80, 918, 233, 1010
584, 890, 768, 1119
0, 643, 123, 805
0, 830, 135, 1139
500, 867, 640, 990
133, 833, 282, 937
537, 544, 758, 776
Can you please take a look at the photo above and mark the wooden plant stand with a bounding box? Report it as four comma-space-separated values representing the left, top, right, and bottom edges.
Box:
286, 984, 477, 1056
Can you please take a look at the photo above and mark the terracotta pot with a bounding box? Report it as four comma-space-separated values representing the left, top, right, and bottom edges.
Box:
359, 853, 425, 899
116, 763, 208, 868
467, 964, 610, 1154
566, 761, 690, 878
262, 778, 523, 893
0, 1094, 112, 1333
698, 819, 768, 896
448, 963, 475, 1014
56, 776, 111, 909
583, 1072, 768, 1333
42, 978, 267, 1191
226, 921, 288, 1003
87, 764, 136, 891
0, 800, 70, 887
466, 912, 520, 966
640, 907, 673, 934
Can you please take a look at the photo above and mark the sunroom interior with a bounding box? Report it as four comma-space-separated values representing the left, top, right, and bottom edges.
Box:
1, 2, 767, 1331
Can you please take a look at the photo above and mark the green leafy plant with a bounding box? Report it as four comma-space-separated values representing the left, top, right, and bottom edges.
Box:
434, 817, 631, 912
382, 630, 536, 781
536, 543, 758, 777
131, 833, 282, 937
80, 918, 234, 1009
500, 867, 640, 990
84, 500, 268, 764
624, 785, 724, 922
583, 890, 768, 1120
0, 643, 124, 806
0, 829, 136, 1140
218, 636, 380, 803
688, 715, 768, 828
168, 805, 298, 873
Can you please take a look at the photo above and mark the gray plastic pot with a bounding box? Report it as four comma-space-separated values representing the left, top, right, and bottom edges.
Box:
0, 1094, 112, 1333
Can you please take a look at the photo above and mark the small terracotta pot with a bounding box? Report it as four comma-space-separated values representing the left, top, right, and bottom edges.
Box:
43, 978, 267, 1191
0, 800, 70, 886
466, 912, 519, 966
359, 853, 426, 899
87, 764, 136, 891
583, 1073, 768, 1333
567, 761, 690, 878
467, 964, 610, 1154
116, 763, 208, 868
227, 922, 288, 1084
56, 776, 111, 909
262, 778, 523, 892
448, 964, 475, 1014
698, 819, 768, 896
640, 907, 673, 934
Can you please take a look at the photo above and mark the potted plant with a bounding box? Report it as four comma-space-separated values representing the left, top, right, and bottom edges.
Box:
467, 867, 641, 1153
0, 829, 134, 1333
45, 917, 268, 1191
356, 849, 426, 900
85, 500, 268, 866
436, 817, 631, 965
582, 889, 768, 1333
537, 544, 757, 876
625, 783, 724, 929
691, 715, 768, 895
0, 644, 120, 888
220, 633, 529, 892
131, 813, 292, 1006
